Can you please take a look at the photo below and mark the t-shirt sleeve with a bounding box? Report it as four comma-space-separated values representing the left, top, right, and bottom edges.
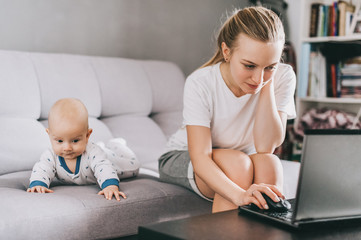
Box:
29, 149, 56, 188
274, 64, 297, 119
183, 74, 212, 128
89, 144, 119, 189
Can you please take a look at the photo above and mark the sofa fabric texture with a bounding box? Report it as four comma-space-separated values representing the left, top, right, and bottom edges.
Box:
0, 50, 300, 239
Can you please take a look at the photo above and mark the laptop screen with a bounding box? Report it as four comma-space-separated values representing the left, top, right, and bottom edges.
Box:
295, 129, 361, 222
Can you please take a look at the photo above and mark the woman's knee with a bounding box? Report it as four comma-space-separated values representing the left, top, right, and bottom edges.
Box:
251, 153, 282, 169
212, 149, 253, 186
250, 153, 283, 187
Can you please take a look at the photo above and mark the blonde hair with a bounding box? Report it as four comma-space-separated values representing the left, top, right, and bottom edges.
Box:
202, 6, 285, 68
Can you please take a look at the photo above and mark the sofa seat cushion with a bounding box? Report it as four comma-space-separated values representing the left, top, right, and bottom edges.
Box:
0, 171, 212, 239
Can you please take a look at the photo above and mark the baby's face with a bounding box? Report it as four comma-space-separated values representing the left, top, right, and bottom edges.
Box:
47, 120, 91, 161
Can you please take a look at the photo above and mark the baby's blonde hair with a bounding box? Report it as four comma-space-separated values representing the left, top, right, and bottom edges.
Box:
202, 6, 285, 68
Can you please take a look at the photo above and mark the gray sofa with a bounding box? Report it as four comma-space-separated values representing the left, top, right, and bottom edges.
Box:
0, 49, 300, 239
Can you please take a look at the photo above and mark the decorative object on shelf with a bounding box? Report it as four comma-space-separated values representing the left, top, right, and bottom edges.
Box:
291, 106, 361, 160
349, 0, 361, 34
295, 107, 361, 137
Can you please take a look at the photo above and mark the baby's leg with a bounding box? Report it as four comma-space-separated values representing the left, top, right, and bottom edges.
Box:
105, 138, 141, 179
210, 149, 253, 213
250, 153, 283, 190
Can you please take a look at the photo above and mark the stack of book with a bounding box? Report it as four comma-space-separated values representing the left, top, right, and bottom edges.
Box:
340, 57, 361, 97
299, 45, 361, 99
310, 1, 355, 37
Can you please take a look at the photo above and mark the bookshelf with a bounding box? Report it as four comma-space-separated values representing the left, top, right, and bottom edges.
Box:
296, 0, 361, 127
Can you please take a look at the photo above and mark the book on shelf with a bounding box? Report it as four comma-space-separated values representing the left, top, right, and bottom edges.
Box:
339, 57, 361, 97
298, 43, 311, 97
338, 0, 356, 35
307, 50, 327, 98
301, 47, 361, 99
309, 1, 356, 37
310, 3, 322, 37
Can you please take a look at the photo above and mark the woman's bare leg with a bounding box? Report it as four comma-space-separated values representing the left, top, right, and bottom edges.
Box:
195, 149, 254, 213
250, 153, 283, 190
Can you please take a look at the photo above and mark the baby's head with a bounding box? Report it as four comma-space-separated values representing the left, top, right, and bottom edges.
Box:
46, 98, 92, 160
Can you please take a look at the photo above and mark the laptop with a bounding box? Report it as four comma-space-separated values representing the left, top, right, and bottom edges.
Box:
239, 129, 361, 229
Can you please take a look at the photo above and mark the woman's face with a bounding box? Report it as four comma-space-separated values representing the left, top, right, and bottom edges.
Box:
221, 33, 284, 97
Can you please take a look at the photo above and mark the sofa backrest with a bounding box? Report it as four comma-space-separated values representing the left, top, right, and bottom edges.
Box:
0, 50, 184, 175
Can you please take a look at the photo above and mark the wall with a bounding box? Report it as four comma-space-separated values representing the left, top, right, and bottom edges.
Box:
0, 0, 249, 76
286, 0, 302, 69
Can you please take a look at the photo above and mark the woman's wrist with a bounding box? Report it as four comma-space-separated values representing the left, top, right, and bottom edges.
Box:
232, 189, 247, 206
261, 78, 273, 92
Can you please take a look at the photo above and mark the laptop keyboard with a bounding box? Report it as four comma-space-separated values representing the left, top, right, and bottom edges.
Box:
240, 198, 296, 222
265, 209, 294, 222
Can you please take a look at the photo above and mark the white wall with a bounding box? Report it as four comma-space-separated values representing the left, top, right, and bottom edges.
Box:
287, 0, 303, 69
0, 0, 249, 76
0, 0, 301, 75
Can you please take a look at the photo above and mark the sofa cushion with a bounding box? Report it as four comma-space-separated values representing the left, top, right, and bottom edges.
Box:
0, 171, 212, 239
0, 50, 41, 119
142, 60, 184, 114
92, 57, 152, 118
0, 118, 50, 175
88, 117, 114, 143
102, 115, 167, 165
151, 111, 183, 139
31, 53, 102, 119
142, 60, 185, 139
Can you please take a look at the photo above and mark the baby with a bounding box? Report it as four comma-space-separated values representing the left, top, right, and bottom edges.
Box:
27, 98, 140, 201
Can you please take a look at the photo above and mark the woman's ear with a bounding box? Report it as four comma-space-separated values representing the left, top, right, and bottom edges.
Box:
221, 42, 231, 62
46, 128, 49, 134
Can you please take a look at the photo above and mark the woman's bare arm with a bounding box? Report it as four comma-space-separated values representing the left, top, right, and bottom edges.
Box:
253, 80, 288, 153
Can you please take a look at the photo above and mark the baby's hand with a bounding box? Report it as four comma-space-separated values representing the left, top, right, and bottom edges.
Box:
27, 186, 54, 193
98, 185, 126, 201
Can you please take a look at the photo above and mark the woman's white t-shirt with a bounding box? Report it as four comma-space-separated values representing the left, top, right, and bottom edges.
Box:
166, 62, 296, 155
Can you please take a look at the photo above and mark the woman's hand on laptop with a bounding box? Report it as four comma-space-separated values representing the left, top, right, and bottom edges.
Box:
240, 183, 284, 210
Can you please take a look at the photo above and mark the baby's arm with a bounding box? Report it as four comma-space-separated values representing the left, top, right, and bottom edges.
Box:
90, 144, 126, 200
27, 150, 56, 193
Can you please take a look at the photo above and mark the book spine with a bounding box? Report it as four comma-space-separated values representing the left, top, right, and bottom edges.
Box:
310, 3, 321, 37
328, 4, 333, 36
326, 61, 333, 97
317, 5, 325, 36
331, 63, 337, 97
338, 1, 347, 36
333, 2, 339, 36
298, 43, 311, 98
323, 5, 330, 36
336, 62, 342, 97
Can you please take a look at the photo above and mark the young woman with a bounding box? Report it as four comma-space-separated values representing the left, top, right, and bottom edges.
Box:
159, 6, 296, 213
